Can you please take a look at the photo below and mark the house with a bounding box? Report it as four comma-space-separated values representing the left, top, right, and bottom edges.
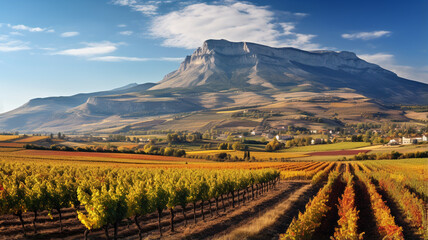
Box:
251, 126, 263, 136
402, 136, 426, 145
387, 138, 400, 145
275, 135, 294, 141
311, 138, 325, 145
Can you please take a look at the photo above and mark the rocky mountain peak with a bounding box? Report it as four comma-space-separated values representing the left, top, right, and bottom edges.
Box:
150, 39, 392, 90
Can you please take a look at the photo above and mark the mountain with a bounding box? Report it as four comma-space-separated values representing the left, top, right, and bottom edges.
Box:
0, 39, 426, 133
0, 83, 156, 132
151, 39, 427, 104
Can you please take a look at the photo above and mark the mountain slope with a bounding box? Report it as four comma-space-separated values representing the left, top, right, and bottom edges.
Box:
0, 83, 156, 131
151, 39, 427, 104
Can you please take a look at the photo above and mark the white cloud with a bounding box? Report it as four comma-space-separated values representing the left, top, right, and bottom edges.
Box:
112, 0, 158, 15
149, 2, 320, 50
159, 57, 183, 62
342, 30, 391, 40
89, 56, 148, 62
294, 13, 308, 17
8, 24, 54, 33
39, 47, 56, 51
9, 31, 24, 36
133, 4, 158, 15
0, 35, 30, 52
53, 42, 119, 57
89, 56, 183, 62
10, 24, 45, 32
46, 29, 55, 33
0, 40, 30, 52
61, 31, 79, 37
359, 53, 428, 83
117, 24, 127, 27
280, 22, 295, 35
119, 30, 133, 36
112, 0, 136, 6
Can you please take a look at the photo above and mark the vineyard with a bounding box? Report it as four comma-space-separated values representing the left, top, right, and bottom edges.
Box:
0, 157, 427, 239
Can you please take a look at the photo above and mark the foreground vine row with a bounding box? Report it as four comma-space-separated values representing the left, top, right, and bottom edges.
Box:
0, 162, 279, 239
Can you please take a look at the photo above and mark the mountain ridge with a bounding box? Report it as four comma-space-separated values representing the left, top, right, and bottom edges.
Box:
150, 39, 398, 90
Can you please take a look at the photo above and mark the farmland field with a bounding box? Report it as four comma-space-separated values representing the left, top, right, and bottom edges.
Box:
282, 142, 372, 152
0, 147, 426, 240
0, 135, 21, 141
14, 136, 49, 142
187, 149, 308, 160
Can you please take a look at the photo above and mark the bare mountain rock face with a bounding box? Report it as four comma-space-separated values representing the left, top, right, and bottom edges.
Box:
0, 39, 426, 132
152, 39, 427, 104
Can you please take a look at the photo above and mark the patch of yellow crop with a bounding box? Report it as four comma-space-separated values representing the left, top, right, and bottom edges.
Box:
187, 150, 234, 154
0, 135, 21, 141
14, 136, 49, 143
0, 147, 22, 152
216, 110, 242, 114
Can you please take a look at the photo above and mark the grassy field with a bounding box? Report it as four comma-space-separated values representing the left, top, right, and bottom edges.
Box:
282, 142, 372, 152
0, 135, 21, 141
359, 143, 428, 153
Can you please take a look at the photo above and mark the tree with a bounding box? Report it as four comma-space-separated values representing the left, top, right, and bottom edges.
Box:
265, 139, 284, 152
232, 142, 244, 150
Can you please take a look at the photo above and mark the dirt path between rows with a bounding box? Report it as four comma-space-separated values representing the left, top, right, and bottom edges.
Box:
213, 182, 314, 240
164, 181, 310, 240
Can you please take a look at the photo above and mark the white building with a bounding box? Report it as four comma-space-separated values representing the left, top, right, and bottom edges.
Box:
251, 129, 263, 136
275, 135, 294, 141
311, 138, 325, 145
387, 138, 400, 145
402, 135, 426, 145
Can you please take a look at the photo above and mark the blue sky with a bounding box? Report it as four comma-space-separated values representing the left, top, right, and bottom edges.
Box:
0, 0, 427, 113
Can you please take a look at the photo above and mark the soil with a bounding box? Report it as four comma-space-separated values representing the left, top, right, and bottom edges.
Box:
349, 165, 380, 240
312, 176, 346, 240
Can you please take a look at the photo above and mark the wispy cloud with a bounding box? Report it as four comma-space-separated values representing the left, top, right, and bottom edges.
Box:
8, 24, 54, 33
89, 56, 183, 62
9, 32, 24, 36
112, 0, 136, 6
359, 53, 428, 83
294, 12, 308, 17
53, 41, 119, 57
119, 30, 133, 36
342, 30, 391, 40
0, 35, 30, 52
61, 31, 80, 37
149, 2, 320, 50
111, 0, 158, 15
117, 24, 127, 27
